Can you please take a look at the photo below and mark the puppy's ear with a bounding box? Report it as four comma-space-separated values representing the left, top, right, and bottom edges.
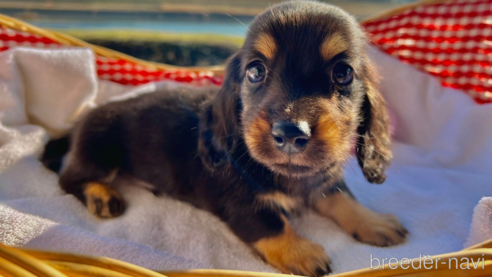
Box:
356, 60, 392, 184
198, 53, 242, 170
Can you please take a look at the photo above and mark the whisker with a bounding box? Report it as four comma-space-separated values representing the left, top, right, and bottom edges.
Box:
223, 140, 245, 157
346, 158, 358, 176
214, 133, 241, 140
226, 13, 252, 33
234, 149, 250, 164
353, 141, 388, 159
244, 157, 256, 170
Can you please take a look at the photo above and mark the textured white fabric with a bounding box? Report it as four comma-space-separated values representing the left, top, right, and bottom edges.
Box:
465, 197, 492, 248
0, 46, 491, 274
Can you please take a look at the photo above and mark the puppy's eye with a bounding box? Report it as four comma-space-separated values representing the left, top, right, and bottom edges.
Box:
332, 62, 353, 85
246, 63, 266, 83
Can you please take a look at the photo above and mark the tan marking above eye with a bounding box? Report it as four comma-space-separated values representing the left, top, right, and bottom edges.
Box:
320, 33, 348, 61
254, 33, 277, 60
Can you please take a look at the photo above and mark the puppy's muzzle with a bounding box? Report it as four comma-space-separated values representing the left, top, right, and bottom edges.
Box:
271, 121, 311, 154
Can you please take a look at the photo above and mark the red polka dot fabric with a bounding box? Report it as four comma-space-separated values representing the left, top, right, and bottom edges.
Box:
362, 0, 492, 103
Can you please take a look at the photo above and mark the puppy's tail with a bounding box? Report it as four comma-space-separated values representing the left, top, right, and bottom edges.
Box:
40, 135, 70, 174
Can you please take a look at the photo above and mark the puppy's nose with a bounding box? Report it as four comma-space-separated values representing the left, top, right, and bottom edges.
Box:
271, 121, 311, 154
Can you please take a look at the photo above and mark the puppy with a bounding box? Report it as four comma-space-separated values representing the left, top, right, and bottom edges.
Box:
41, 1, 407, 276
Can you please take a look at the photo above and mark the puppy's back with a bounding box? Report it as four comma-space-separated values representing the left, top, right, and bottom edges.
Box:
40, 84, 219, 176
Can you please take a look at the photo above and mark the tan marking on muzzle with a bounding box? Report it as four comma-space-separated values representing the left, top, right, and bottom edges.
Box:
244, 115, 271, 152
315, 113, 344, 158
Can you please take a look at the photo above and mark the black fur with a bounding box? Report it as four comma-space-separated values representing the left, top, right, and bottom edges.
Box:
40, 1, 398, 275
40, 135, 70, 173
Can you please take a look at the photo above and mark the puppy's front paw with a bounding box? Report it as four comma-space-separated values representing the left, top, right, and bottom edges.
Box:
285, 238, 332, 277
351, 212, 408, 247
83, 182, 125, 218
316, 192, 407, 248
255, 230, 331, 276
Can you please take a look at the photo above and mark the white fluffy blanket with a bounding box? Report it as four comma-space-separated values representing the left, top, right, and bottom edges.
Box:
0, 46, 491, 274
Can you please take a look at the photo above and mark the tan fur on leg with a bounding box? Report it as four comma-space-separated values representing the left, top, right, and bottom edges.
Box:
315, 193, 407, 247
83, 182, 125, 218
257, 192, 301, 213
253, 216, 331, 276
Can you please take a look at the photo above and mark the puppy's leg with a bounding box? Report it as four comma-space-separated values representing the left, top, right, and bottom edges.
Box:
60, 161, 125, 218
253, 216, 331, 276
314, 181, 407, 247
84, 182, 124, 218
57, 107, 128, 218
225, 204, 331, 276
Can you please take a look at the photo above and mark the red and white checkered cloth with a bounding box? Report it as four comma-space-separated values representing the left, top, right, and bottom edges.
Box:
0, 0, 491, 102
362, 0, 492, 103
0, 27, 222, 87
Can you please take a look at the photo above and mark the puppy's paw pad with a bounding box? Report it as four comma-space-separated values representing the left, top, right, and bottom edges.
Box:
352, 213, 408, 247
83, 182, 125, 218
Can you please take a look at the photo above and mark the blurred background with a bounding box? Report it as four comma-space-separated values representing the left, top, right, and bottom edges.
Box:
0, 0, 418, 66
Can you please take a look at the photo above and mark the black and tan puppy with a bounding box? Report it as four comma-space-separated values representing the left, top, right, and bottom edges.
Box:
41, 1, 407, 275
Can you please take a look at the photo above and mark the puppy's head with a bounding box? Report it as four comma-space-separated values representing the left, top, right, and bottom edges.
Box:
200, 1, 391, 184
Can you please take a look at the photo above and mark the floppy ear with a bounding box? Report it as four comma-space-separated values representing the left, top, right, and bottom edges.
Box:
356, 61, 392, 184
198, 53, 243, 170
